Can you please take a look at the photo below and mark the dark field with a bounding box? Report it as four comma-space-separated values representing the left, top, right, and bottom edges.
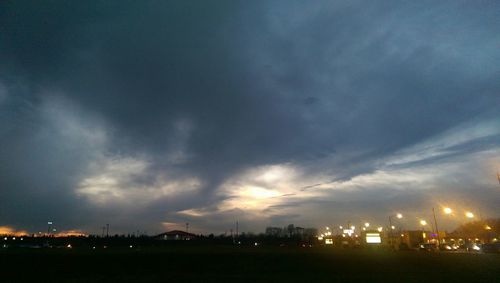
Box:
1, 246, 499, 283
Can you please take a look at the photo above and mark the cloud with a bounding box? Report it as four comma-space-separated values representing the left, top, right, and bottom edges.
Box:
0, 1, 499, 234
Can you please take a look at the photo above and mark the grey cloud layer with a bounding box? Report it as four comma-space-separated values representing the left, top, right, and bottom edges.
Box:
1, 0, 499, 233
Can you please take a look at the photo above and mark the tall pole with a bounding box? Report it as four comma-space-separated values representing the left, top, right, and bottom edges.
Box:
432, 208, 440, 244
186, 223, 189, 233
236, 221, 239, 238
106, 224, 109, 237
388, 216, 393, 247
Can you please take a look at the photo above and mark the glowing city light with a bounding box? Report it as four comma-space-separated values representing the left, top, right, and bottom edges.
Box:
364, 223, 370, 227
377, 227, 383, 232
465, 212, 474, 218
420, 220, 427, 226
443, 207, 452, 214
396, 213, 403, 219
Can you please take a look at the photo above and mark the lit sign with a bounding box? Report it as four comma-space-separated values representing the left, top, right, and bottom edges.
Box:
366, 233, 381, 244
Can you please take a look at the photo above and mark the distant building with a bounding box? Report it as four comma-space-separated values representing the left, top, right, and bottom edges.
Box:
401, 230, 427, 248
156, 230, 197, 240
265, 227, 283, 236
303, 228, 318, 238
265, 225, 317, 239
295, 227, 305, 236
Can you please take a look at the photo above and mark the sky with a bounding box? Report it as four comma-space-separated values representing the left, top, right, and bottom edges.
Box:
1, 0, 499, 235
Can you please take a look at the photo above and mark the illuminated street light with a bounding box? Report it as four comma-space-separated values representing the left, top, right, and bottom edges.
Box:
485, 225, 491, 230
420, 220, 427, 226
364, 222, 370, 228
388, 213, 403, 247
444, 207, 452, 214
339, 226, 343, 229
465, 212, 474, 219
391, 225, 395, 230
350, 226, 355, 230
377, 227, 383, 232
326, 226, 330, 230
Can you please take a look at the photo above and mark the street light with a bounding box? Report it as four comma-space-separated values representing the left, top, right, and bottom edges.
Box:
364, 222, 370, 228
388, 213, 403, 247
444, 207, 452, 214
419, 220, 428, 242
465, 212, 474, 219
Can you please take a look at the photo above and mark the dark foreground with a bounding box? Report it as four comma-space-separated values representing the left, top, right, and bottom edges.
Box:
1, 246, 499, 283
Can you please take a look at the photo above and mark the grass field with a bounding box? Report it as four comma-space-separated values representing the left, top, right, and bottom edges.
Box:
1, 245, 499, 282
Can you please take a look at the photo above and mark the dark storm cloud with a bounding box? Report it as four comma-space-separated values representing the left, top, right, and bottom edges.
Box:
1, 0, 499, 233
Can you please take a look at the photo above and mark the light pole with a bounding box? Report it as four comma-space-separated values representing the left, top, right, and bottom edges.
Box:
432, 208, 440, 244
47, 221, 53, 236
388, 213, 403, 247
420, 220, 427, 243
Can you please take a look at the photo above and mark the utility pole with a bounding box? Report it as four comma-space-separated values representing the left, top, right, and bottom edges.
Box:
106, 224, 109, 237
236, 221, 239, 238
186, 223, 189, 233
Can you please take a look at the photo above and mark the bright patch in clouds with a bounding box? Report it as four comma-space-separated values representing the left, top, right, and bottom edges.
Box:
216, 164, 320, 212
77, 156, 201, 205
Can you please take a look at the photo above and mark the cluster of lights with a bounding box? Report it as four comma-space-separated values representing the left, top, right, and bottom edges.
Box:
2, 237, 24, 241
319, 208, 485, 240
